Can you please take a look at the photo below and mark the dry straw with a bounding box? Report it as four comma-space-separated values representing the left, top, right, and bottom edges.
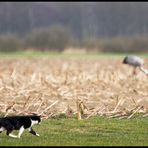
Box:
0, 57, 147, 119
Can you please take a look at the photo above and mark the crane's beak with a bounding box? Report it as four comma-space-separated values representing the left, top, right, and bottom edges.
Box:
139, 67, 148, 75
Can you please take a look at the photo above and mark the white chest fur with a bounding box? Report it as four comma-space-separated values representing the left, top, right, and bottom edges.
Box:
31, 119, 39, 126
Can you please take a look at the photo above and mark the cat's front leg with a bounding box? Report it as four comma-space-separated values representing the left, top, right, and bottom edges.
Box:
28, 127, 40, 136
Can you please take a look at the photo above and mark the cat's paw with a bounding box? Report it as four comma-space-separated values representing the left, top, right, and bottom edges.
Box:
36, 133, 40, 137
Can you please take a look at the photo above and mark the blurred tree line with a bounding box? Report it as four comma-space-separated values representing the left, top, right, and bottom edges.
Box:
0, 2, 148, 52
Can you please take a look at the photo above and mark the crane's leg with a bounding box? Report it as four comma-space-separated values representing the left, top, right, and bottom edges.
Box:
133, 67, 137, 75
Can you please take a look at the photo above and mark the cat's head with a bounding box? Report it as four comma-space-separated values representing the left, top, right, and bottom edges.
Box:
30, 115, 41, 125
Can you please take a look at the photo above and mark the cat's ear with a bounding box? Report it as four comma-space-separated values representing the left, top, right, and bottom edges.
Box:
31, 113, 38, 116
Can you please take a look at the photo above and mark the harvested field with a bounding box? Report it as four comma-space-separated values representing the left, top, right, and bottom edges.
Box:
0, 57, 147, 119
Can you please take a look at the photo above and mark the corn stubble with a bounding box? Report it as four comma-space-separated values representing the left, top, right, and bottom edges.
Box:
0, 57, 147, 119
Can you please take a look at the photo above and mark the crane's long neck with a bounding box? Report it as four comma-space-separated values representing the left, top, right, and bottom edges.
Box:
139, 66, 148, 75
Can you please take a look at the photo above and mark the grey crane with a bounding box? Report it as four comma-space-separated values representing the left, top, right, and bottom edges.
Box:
122, 55, 148, 75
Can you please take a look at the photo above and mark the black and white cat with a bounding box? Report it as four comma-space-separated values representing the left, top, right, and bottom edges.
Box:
0, 115, 41, 138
